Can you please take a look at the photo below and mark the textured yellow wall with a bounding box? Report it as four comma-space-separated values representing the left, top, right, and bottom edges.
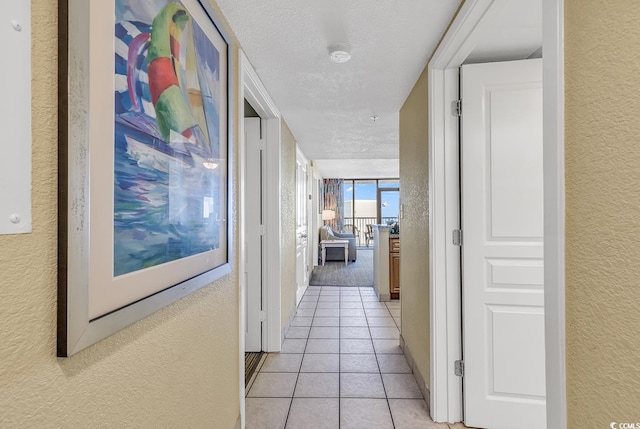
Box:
565, 1, 640, 425
398, 67, 430, 387
280, 120, 297, 330
0, 1, 240, 427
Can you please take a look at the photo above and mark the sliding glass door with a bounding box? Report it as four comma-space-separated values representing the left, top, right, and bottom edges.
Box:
378, 180, 399, 226
342, 179, 399, 245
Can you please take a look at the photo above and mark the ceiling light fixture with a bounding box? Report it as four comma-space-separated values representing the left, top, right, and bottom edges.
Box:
328, 43, 352, 63
202, 159, 219, 169
371, 115, 379, 122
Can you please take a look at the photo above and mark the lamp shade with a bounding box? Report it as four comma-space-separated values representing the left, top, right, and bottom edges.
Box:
322, 210, 336, 221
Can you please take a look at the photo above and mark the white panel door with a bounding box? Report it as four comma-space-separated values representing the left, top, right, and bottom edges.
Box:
461, 59, 545, 429
296, 149, 309, 304
245, 118, 263, 352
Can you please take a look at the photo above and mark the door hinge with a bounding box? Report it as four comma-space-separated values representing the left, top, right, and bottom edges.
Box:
452, 229, 463, 246
451, 99, 462, 117
455, 360, 464, 377
260, 225, 266, 236
260, 311, 267, 322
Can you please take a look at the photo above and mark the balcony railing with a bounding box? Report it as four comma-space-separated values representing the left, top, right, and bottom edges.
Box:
341, 217, 398, 246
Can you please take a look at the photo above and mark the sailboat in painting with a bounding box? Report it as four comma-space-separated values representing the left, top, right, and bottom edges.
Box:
114, 0, 224, 276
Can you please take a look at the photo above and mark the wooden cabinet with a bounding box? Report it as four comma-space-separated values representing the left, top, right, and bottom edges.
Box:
389, 238, 400, 299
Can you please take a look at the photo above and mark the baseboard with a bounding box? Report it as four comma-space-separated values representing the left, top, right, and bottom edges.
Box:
400, 335, 431, 414
378, 293, 390, 302
281, 306, 297, 345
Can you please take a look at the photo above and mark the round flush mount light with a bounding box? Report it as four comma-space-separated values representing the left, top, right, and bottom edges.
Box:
202, 159, 219, 169
328, 43, 352, 63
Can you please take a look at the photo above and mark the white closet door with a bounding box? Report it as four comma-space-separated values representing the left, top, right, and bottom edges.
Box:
461, 59, 546, 429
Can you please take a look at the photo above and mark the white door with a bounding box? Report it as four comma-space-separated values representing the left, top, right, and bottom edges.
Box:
244, 117, 263, 352
295, 149, 309, 304
461, 59, 545, 429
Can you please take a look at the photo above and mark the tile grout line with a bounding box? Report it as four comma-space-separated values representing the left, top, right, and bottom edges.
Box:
363, 287, 396, 429
247, 394, 427, 400
271, 287, 406, 428
385, 301, 402, 331
282, 287, 317, 429
256, 286, 435, 428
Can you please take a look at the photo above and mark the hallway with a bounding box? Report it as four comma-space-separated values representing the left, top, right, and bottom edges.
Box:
245, 286, 463, 428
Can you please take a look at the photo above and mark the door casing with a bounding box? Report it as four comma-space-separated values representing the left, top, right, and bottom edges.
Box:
426, 0, 566, 426
238, 49, 283, 427
295, 146, 310, 304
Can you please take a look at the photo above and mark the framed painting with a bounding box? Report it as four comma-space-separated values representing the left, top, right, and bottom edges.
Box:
58, 0, 233, 356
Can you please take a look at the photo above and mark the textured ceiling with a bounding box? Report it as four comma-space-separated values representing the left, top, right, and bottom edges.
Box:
216, 0, 461, 175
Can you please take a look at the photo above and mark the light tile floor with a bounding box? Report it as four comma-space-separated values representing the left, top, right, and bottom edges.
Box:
246, 286, 471, 429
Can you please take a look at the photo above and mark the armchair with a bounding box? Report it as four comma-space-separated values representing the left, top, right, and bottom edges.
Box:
342, 224, 360, 246
319, 225, 357, 262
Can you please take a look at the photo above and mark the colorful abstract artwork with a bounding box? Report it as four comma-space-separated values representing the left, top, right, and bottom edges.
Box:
114, 0, 226, 276
59, 0, 230, 356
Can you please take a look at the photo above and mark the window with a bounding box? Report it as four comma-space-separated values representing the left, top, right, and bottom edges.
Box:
341, 179, 400, 244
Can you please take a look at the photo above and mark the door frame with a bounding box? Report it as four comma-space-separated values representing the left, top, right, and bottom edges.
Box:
295, 145, 310, 304
239, 50, 282, 353
427, 0, 566, 426
311, 172, 322, 268
238, 50, 283, 421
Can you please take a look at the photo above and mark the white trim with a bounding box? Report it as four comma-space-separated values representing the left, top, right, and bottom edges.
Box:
238, 49, 282, 429
311, 171, 322, 268
427, 0, 565, 425
428, 0, 499, 421
239, 52, 282, 354
264, 116, 282, 352
295, 145, 310, 305
543, 0, 566, 427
